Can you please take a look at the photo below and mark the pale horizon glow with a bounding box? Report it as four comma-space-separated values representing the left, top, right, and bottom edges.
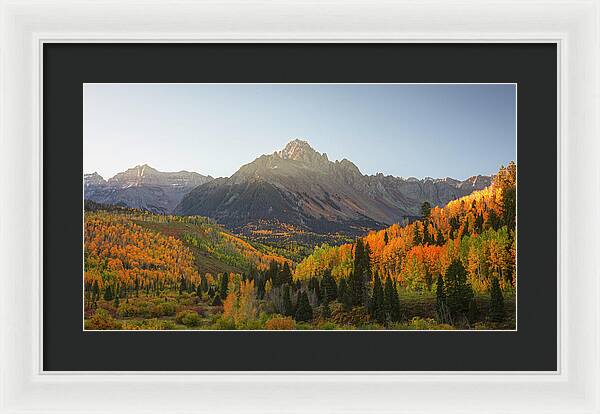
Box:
84, 83, 516, 181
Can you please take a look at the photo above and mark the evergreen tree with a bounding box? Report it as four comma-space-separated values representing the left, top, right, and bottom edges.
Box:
200, 275, 208, 293
489, 210, 501, 230
474, 213, 484, 234
350, 239, 370, 306
338, 278, 347, 300
412, 223, 422, 246
436, 228, 445, 246
369, 274, 385, 323
179, 275, 187, 294
196, 283, 203, 297
309, 277, 322, 303
283, 284, 294, 317
113, 293, 120, 308
92, 280, 100, 301
390, 279, 401, 322
421, 201, 432, 219
468, 299, 479, 324
383, 231, 389, 245
294, 291, 313, 322
320, 269, 337, 302
444, 260, 474, 319
489, 277, 505, 322
268, 261, 280, 286
422, 222, 430, 245
321, 300, 331, 319
425, 269, 433, 291
383, 276, 397, 323
219, 273, 229, 299
449, 216, 460, 235
211, 294, 223, 306
103, 284, 114, 301
255, 275, 266, 299
280, 262, 293, 286
436, 274, 451, 324
338, 278, 353, 311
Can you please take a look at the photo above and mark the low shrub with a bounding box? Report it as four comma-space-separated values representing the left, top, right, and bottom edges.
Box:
316, 321, 340, 330
86, 309, 121, 330
117, 302, 150, 318
150, 302, 177, 317
237, 318, 266, 330
265, 316, 296, 330
330, 303, 371, 326
122, 318, 177, 330
211, 316, 236, 330
175, 310, 201, 327
389, 317, 455, 330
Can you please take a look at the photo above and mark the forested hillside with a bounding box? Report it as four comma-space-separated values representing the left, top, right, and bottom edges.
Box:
84, 163, 515, 330
293, 162, 516, 326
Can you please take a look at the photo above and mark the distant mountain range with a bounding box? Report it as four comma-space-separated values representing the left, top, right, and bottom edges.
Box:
84, 140, 491, 235
173, 139, 491, 235
84, 165, 213, 214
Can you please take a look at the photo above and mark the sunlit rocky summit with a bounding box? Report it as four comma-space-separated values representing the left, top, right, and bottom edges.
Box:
174, 139, 491, 235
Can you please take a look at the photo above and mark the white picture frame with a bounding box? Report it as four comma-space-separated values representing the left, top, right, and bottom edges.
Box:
1, 0, 598, 413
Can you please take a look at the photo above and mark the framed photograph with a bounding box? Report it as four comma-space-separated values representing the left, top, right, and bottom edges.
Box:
82, 81, 517, 333
1, 0, 599, 413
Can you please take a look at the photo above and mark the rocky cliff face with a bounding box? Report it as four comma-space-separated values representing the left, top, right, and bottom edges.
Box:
84, 165, 213, 214
175, 139, 491, 235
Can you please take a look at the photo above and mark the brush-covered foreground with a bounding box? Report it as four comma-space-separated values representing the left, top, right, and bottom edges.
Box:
85, 287, 515, 330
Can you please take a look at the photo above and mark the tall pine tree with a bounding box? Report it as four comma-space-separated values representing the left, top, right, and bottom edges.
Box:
338, 278, 352, 310
383, 277, 396, 323
390, 279, 401, 322
350, 239, 371, 306
320, 269, 337, 303
369, 273, 385, 323
219, 273, 229, 299
294, 291, 313, 322
283, 284, 294, 316
280, 262, 293, 286
444, 260, 474, 320
421, 201, 432, 219
436, 274, 451, 324
489, 277, 505, 322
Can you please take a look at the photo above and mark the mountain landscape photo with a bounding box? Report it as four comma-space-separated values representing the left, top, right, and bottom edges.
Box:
83, 83, 516, 331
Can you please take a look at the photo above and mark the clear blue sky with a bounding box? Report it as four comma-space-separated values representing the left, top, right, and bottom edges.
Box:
84, 83, 516, 180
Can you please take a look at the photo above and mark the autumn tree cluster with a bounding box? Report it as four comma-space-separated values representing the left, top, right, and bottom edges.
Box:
84, 213, 200, 306
295, 163, 516, 294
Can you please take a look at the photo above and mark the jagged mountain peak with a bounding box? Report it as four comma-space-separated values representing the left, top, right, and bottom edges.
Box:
176, 139, 493, 234
275, 139, 330, 165
84, 172, 107, 186
84, 164, 213, 214
335, 158, 362, 176
126, 163, 158, 175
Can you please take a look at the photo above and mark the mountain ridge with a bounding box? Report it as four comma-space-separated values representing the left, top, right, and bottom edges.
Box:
175, 139, 492, 236
84, 165, 213, 214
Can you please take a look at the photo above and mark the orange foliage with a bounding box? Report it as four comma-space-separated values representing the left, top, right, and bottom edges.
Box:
265, 316, 296, 330
295, 163, 517, 292
84, 212, 200, 290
